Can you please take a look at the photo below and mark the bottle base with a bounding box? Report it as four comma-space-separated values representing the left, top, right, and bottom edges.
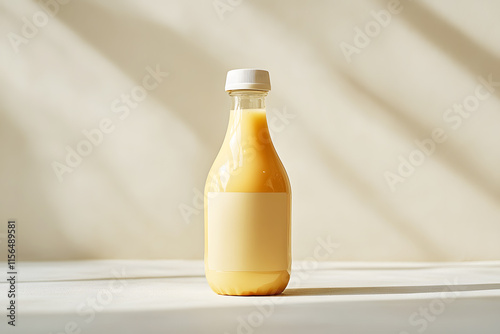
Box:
206, 269, 290, 296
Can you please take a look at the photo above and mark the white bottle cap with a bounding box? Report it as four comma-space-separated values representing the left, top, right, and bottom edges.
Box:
225, 69, 271, 92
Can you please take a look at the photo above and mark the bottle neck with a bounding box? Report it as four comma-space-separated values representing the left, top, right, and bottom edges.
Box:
230, 90, 267, 111
225, 90, 273, 149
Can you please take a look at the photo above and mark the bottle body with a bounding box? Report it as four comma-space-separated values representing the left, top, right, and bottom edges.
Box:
204, 91, 291, 295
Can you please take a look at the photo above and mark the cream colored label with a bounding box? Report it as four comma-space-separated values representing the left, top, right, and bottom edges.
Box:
208, 192, 289, 272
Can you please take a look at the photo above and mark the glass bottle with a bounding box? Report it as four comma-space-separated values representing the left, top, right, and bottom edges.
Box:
204, 69, 291, 296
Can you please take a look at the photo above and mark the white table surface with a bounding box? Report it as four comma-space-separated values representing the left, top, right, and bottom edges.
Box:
2, 260, 500, 334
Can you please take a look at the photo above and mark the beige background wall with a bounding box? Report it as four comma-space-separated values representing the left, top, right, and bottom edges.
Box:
0, 0, 499, 261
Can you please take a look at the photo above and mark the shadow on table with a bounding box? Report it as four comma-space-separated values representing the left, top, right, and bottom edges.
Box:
283, 283, 500, 296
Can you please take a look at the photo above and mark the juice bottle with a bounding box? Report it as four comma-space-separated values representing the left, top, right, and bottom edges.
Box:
204, 69, 291, 296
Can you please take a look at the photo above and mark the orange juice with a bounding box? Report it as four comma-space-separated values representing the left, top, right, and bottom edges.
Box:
204, 69, 291, 296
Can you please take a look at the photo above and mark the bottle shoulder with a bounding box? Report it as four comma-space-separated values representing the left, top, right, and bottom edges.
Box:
205, 143, 290, 193
205, 108, 290, 193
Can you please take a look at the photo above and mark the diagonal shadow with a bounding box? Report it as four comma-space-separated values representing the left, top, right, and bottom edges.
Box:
1, 55, 174, 259
248, 1, 500, 257
0, 102, 89, 261
284, 283, 500, 296
251, 0, 500, 201
42, 1, 499, 260
338, 70, 500, 201
306, 132, 444, 259
397, 0, 500, 100
43, 1, 235, 241
53, 0, 230, 150
245, 1, 445, 258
